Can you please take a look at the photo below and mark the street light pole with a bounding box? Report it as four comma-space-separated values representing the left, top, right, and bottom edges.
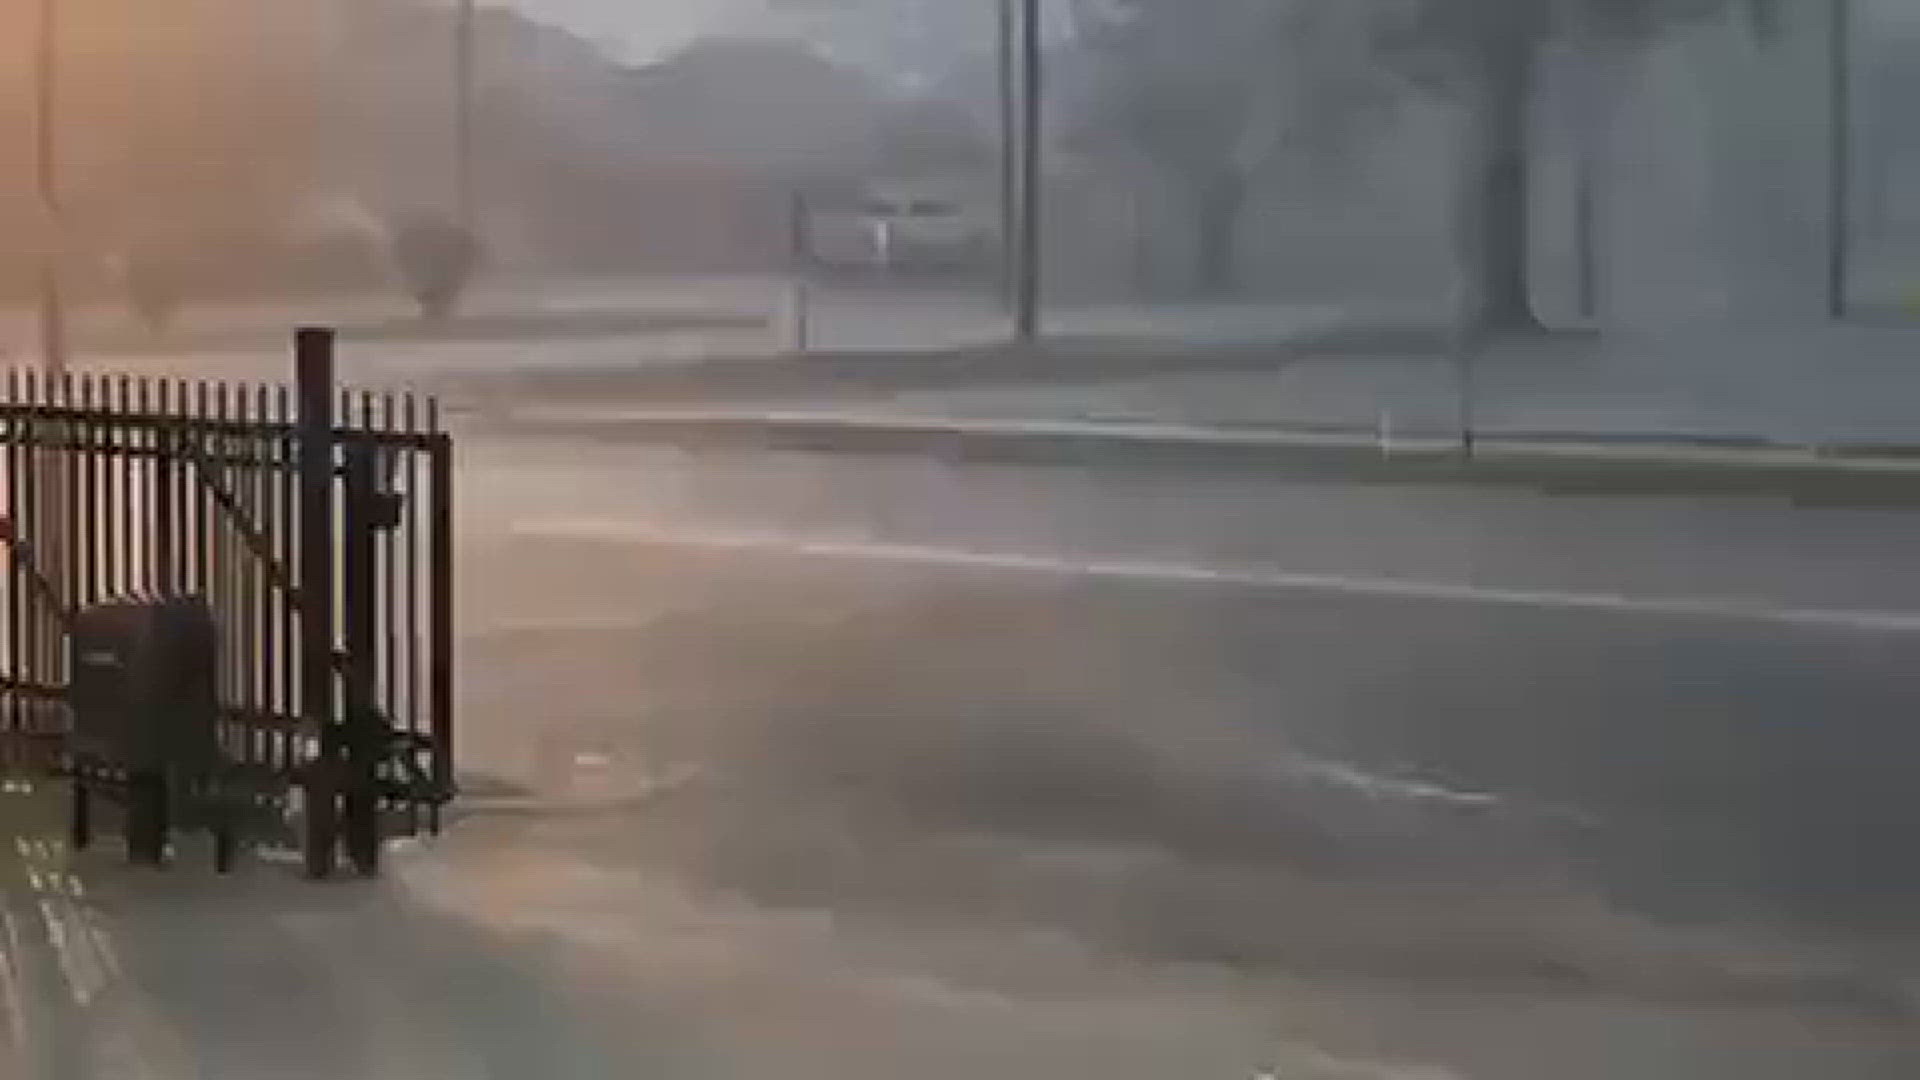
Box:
35, 0, 66, 376
31, 0, 70, 615
997, 0, 1017, 313
1826, 0, 1852, 321
455, 0, 476, 235
1014, 0, 1042, 341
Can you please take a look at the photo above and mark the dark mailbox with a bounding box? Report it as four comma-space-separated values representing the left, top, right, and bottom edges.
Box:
69, 598, 219, 772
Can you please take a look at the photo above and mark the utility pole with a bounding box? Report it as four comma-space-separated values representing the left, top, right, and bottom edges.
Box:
1014, 0, 1042, 341
997, 0, 1018, 313
35, 0, 66, 376
455, 0, 476, 235
31, 0, 69, 626
1826, 0, 1852, 321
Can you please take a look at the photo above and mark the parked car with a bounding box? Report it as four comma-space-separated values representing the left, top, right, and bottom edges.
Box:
803, 185, 995, 274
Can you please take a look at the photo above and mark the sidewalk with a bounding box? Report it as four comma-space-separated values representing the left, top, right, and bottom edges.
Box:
34, 294, 1362, 412
475, 323, 1920, 505
37, 287, 1920, 464
422, 303, 1920, 447
0, 771, 1914, 1080
804, 324, 1920, 447
0, 779, 639, 1080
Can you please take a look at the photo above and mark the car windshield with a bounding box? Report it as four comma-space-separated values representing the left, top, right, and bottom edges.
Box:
6, 1, 1919, 1078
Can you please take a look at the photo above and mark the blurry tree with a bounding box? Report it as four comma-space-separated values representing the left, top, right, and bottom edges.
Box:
867, 97, 996, 178
760, 0, 998, 88
1375, 0, 1780, 330
1070, 0, 1392, 296
763, 0, 1788, 319
391, 213, 481, 320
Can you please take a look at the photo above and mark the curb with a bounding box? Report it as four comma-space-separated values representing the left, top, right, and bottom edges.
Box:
492, 409, 1920, 505
428, 320, 1456, 401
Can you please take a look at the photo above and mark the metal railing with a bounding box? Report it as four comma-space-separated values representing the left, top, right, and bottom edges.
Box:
0, 329, 453, 877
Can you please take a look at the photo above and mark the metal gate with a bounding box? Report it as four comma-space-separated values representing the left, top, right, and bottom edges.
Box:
0, 329, 452, 877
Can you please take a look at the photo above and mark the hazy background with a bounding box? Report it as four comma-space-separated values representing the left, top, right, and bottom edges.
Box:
0, 0, 1916, 330
0, 8, 1917, 1075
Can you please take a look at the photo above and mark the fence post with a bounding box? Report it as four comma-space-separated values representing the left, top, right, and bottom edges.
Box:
788, 191, 812, 354
295, 328, 338, 879
428, 424, 453, 831
340, 441, 381, 875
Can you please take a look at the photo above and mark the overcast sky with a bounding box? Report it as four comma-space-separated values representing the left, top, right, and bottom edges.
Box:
499, 0, 987, 88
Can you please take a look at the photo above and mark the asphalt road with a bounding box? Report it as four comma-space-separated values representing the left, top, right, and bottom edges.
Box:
447, 430, 1920, 1075
458, 433, 1920, 921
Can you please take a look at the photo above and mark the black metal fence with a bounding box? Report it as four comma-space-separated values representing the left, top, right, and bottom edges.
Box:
0, 328, 452, 877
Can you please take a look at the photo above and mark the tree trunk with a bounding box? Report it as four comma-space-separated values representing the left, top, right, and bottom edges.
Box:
1458, 26, 1543, 332
1193, 172, 1246, 297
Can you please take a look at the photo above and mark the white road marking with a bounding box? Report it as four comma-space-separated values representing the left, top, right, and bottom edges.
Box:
511, 519, 1920, 634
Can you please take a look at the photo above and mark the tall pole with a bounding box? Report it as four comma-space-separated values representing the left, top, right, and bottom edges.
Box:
297, 328, 340, 878
1014, 0, 1042, 341
1826, 0, 1851, 321
32, 0, 69, 618
35, 0, 66, 376
455, 0, 476, 235
1573, 140, 1598, 321
997, 0, 1018, 312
